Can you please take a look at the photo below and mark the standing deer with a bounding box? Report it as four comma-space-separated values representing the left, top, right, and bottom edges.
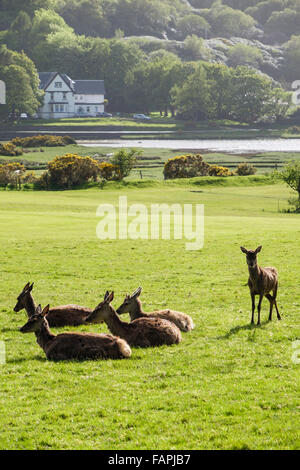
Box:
240, 246, 281, 325
20, 304, 132, 361
116, 287, 194, 332
85, 291, 182, 348
14, 282, 92, 327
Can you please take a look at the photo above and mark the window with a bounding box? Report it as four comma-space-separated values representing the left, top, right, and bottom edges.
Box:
63, 92, 66, 100
60, 105, 64, 112
87, 107, 90, 113
55, 82, 62, 88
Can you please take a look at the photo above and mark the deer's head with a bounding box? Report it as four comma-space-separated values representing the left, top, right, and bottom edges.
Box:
14, 282, 34, 312
86, 291, 114, 323
20, 304, 49, 333
240, 246, 262, 269
116, 287, 142, 315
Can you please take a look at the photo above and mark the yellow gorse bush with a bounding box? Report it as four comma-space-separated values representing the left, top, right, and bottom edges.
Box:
11, 135, 75, 148
47, 153, 101, 188
0, 162, 25, 185
164, 154, 210, 179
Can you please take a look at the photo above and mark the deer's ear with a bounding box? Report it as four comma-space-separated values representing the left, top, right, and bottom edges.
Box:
240, 246, 248, 254
132, 286, 142, 298
28, 282, 34, 292
36, 304, 42, 314
104, 291, 109, 301
23, 282, 30, 291
255, 245, 262, 254
108, 291, 114, 303
42, 305, 50, 316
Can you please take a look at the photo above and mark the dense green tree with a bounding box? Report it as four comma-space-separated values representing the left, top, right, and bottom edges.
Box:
228, 43, 263, 66
177, 15, 210, 39
229, 66, 282, 123
0, 45, 43, 119
207, 4, 256, 37
283, 35, 300, 80
171, 65, 213, 121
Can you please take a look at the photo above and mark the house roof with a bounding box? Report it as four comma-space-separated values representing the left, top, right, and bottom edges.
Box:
39, 72, 75, 91
74, 80, 105, 95
39, 73, 105, 95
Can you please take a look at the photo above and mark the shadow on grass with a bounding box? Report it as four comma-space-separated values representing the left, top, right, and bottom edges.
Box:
218, 320, 269, 339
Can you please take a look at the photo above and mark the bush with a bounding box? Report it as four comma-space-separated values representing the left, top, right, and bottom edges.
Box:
288, 126, 300, 134
98, 162, 121, 181
0, 142, 23, 156
208, 164, 233, 177
11, 134, 76, 148
235, 162, 257, 176
0, 162, 25, 186
110, 149, 138, 180
46, 154, 101, 189
164, 154, 210, 179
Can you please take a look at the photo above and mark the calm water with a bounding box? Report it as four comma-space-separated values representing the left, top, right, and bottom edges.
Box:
78, 138, 300, 154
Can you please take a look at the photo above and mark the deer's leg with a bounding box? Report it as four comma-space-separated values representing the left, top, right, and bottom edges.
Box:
265, 294, 274, 321
273, 284, 281, 320
257, 294, 263, 326
251, 293, 255, 324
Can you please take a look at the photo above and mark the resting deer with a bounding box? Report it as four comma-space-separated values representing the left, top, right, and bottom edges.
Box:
20, 304, 131, 361
14, 282, 92, 327
240, 246, 281, 325
85, 291, 182, 348
116, 287, 194, 332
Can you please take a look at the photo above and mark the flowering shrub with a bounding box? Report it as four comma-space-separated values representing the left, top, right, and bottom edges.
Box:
11, 135, 76, 148
0, 162, 25, 186
164, 154, 210, 179
208, 164, 233, 177
0, 142, 23, 156
46, 154, 101, 188
98, 162, 121, 181
235, 162, 257, 176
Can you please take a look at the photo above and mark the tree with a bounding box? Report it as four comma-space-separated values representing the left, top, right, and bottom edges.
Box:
280, 161, 300, 212
228, 43, 263, 67
283, 35, 300, 81
230, 67, 279, 123
0, 46, 43, 120
110, 149, 138, 180
183, 35, 211, 61
177, 14, 210, 39
208, 4, 256, 37
171, 65, 213, 121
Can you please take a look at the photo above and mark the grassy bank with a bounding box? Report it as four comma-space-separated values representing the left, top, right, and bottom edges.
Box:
0, 181, 299, 449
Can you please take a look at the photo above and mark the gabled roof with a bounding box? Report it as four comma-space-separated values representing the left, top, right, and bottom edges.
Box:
74, 80, 105, 95
38, 72, 75, 91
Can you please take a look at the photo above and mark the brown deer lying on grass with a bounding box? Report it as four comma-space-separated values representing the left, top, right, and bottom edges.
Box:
85, 291, 182, 348
116, 287, 194, 332
240, 246, 281, 325
14, 282, 92, 327
20, 304, 132, 361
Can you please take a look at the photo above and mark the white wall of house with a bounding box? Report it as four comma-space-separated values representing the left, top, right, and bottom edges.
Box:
38, 74, 105, 119
38, 76, 75, 119
74, 94, 104, 116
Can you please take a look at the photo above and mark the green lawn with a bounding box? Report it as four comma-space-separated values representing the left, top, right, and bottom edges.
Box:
2, 142, 300, 178
0, 179, 299, 449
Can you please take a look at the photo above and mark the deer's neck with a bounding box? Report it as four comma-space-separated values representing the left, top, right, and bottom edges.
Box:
248, 264, 261, 281
129, 299, 144, 320
24, 293, 36, 318
105, 308, 130, 338
35, 320, 55, 352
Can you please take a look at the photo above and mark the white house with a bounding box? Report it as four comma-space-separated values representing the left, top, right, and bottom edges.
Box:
38, 72, 105, 119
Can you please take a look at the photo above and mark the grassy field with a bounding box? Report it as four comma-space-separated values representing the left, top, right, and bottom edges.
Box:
0, 178, 299, 450
2, 141, 300, 179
